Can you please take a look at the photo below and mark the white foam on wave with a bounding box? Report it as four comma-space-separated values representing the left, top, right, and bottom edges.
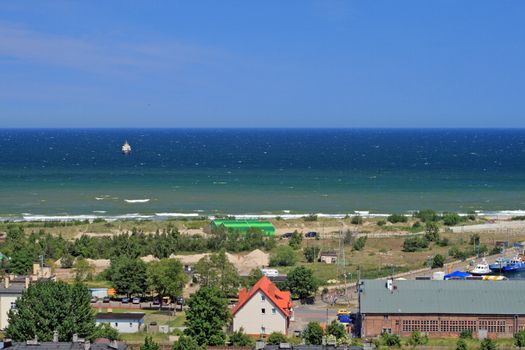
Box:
155, 213, 199, 217
23, 214, 98, 222
124, 199, 150, 203
93, 210, 107, 214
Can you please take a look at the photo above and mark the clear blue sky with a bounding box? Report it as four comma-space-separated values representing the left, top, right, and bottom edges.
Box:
1, 1, 524, 128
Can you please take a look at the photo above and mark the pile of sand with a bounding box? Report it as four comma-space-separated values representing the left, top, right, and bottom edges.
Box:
86, 258, 111, 269
140, 255, 159, 263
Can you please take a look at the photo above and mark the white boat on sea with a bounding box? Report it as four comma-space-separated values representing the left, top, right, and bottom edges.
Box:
122, 141, 132, 154
470, 259, 492, 275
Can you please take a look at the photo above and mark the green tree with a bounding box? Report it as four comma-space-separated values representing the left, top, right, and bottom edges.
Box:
108, 258, 148, 297
456, 338, 468, 350
73, 258, 95, 281
470, 234, 481, 246
141, 336, 160, 350
194, 250, 239, 295
424, 222, 440, 242
245, 268, 263, 288
9, 248, 34, 275
269, 246, 297, 267
327, 320, 346, 339
304, 246, 320, 263
460, 329, 473, 339
60, 254, 74, 269
289, 231, 303, 250
515, 330, 525, 348
382, 332, 401, 347
267, 332, 287, 345
286, 266, 319, 299
172, 336, 202, 350
479, 338, 496, 350
443, 212, 461, 226
415, 209, 438, 222
303, 322, 323, 345
432, 254, 445, 268
6, 281, 95, 341
184, 286, 230, 346
230, 327, 254, 346
147, 258, 188, 306
92, 323, 120, 341
352, 236, 367, 251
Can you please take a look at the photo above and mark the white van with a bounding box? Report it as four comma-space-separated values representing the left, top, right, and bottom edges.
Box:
260, 268, 279, 277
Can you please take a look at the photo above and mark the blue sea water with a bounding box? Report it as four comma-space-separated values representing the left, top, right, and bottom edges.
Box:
1, 128, 525, 218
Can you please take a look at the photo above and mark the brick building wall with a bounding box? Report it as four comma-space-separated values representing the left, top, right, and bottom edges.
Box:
362, 314, 525, 338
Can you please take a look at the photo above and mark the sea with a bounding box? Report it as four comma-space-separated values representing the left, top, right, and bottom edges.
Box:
1, 128, 525, 221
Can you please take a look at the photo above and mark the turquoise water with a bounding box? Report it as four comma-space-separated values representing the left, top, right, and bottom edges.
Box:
1, 129, 525, 218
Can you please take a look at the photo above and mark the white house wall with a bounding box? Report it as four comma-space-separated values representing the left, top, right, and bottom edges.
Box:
233, 290, 287, 335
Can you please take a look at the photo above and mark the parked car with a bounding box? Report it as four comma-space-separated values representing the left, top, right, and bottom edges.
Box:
305, 231, 318, 238
90, 296, 98, 303
176, 297, 184, 305
132, 297, 141, 304
280, 232, 294, 239
152, 298, 160, 306
121, 297, 129, 304
102, 296, 110, 303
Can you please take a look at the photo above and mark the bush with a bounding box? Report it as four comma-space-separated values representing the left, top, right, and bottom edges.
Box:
269, 246, 297, 267
437, 237, 450, 247
514, 330, 525, 348
470, 234, 480, 246
267, 332, 287, 345
403, 236, 429, 252
479, 338, 496, 350
303, 322, 323, 345
456, 338, 468, 350
381, 332, 401, 347
351, 215, 363, 225
424, 222, 440, 242
289, 231, 303, 250
432, 254, 445, 268
304, 214, 318, 222
407, 331, 428, 346
326, 320, 346, 339
414, 209, 438, 222
343, 230, 353, 244
377, 220, 387, 226
303, 246, 320, 263
443, 212, 461, 226
229, 327, 254, 346
387, 214, 408, 224
352, 236, 367, 251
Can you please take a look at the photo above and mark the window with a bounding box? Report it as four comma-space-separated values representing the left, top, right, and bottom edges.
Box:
10, 302, 16, 310
384, 315, 389, 320
130, 323, 133, 327
261, 327, 266, 334
261, 308, 266, 314
272, 308, 276, 315
114, 323, 118, 327
261, 295, 266, 301
382, 328, 392, 334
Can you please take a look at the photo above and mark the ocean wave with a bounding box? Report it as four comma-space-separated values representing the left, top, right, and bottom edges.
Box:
155, 213, 199, 217
22, 214, 98, 221
124, 199, 150, 203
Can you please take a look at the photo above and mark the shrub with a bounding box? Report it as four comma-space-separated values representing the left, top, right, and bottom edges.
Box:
351, 215, 363, 225
479, 338, 497, 350
303, 322, 323, 345
443, 212, 461, 226
403, 236, 429, 252
387, 214, 408, 223
326, 320, 346, 339
381, 332, 401, 347
229, 327, 254, 346
269, 246, 297, 267
460, 329, 472, 339
267, 332, 287, 345
303, 246, 320, 263
414, 209, 438, 222
352, 236, 367, 251
470, 234, 480, 246
456, 338, 468, 350
407, 331, 428, 346
289, 231, 303, 250
515, 330, 525, 348
304, 214, 318, 222
432, 254, 445, 268
377, 220, 387, 226
424, 222, 440, 242
437, 237, 450, 247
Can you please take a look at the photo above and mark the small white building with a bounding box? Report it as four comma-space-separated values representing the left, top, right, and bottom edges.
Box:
0, 277, 28, 330
95, 312, 145, 333
232, 276, 293, 336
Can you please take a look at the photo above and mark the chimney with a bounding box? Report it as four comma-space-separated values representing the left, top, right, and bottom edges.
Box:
24, 277, 29, 289
4, 277, 9, 289
84, 341, 90, 350
53, 331, 58, 343
72, 334, 78, 343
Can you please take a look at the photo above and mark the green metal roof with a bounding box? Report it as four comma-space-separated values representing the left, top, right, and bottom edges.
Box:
211, 220, 275, 235
360, 279, 525, 315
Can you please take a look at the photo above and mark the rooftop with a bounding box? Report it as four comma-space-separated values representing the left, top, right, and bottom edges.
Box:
232, 275, 292, 317
360, 279, 525, 315
95, 313, 145, 321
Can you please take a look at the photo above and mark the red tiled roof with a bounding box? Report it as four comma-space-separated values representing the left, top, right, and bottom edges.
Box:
232, 275, 292, 317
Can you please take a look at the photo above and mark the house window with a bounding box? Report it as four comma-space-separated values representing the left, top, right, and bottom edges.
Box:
261, 295, 266, 301
261, 327, 266, 334
114, 323, 118, 327
272, 308, 276, 315
384, 315, 389, 320
130, 323, 133, 327
261, 308, 266, 314
10, 302, 16, 310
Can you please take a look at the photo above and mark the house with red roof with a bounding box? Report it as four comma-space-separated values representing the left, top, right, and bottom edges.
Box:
232, 275, 293, 336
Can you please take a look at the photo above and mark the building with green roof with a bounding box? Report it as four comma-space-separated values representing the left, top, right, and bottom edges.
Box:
210, 219, 275, 236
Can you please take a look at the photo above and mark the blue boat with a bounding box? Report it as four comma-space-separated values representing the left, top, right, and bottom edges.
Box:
502, 257, 525, 273
489, 257, 510, 272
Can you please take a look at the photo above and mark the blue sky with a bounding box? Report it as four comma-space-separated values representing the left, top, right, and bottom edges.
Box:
0, 1, 524, 128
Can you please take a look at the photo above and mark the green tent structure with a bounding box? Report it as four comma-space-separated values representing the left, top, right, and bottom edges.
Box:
209, 219, 275, 236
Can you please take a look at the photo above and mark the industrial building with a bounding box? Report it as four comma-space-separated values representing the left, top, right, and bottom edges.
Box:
359, 279, 525, 338
208, 219, 275, 236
